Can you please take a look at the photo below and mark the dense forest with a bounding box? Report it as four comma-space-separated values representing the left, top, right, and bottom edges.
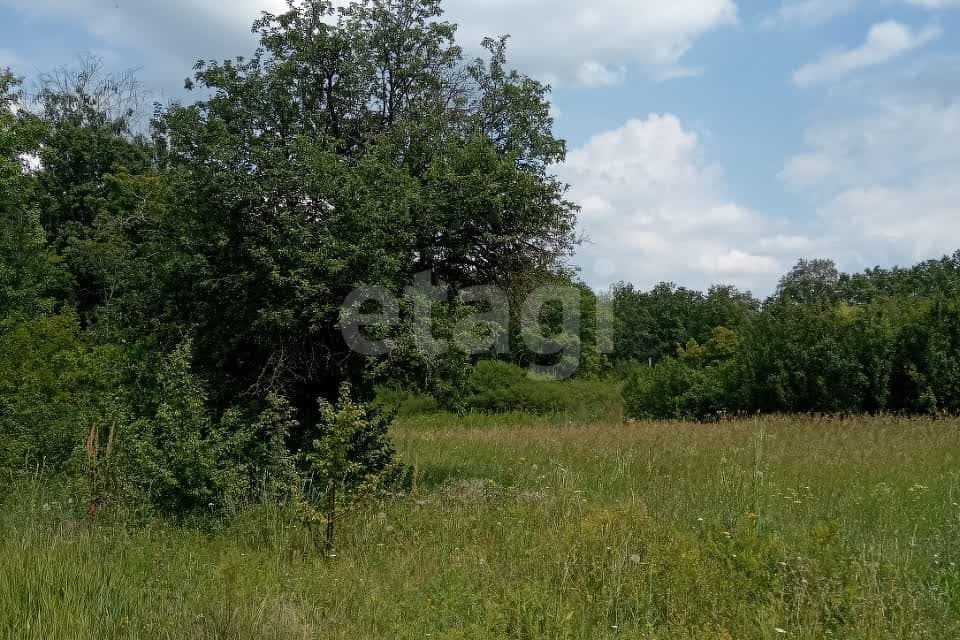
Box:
3, 0, 960, 524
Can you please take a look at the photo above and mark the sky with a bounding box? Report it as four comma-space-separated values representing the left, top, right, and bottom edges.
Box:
2, 0, 960, 296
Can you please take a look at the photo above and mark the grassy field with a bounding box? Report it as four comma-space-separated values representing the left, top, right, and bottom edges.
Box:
2, 414, 959, 639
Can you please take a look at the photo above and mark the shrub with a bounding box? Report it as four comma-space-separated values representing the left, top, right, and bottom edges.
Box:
623, 358, 736, 421
301, 384, 411, 550
469, 360, 528, 392
466, 361, 621, 418
372, 386, 440, 418
0, 313, 125, 474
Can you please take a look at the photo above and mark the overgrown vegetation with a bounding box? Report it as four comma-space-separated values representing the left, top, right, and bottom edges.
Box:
3, 415, 958, 639
3, 0, 960, 635
619, 257, 960, 420
0, 0, 580, 523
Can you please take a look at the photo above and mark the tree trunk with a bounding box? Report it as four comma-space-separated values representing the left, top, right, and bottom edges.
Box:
324, 480, 336, 554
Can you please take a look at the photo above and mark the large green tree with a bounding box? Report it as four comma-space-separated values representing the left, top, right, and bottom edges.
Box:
132, 0, 578, 421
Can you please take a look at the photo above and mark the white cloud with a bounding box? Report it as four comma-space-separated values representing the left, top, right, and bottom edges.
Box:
559, 115, 802, 292
0, 0, 288, 90
574, 61, 626, 88
792, 21, 940, 87
761, 0, 960, 30
755, 234, 818, 253
698, 250, 782, 276
906, 0, 960, 8
0, 0, 738, 89
452, 0, 738, 85
820, 177, 960, 267
782, 97, 960, 189
0, 0, 285, 57
761, 0, 859, 29
783, 91, 960, 269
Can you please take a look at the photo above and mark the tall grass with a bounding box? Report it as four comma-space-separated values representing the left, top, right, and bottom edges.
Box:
2, 415, 958, 639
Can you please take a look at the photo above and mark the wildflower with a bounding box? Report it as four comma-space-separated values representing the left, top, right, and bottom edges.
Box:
630, 554, 642, 564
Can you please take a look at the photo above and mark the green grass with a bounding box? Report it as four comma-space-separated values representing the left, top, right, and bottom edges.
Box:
2, 415, 959, 639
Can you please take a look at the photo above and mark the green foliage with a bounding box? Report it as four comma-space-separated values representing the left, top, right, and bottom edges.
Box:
0, 70, 68, 324
33, 56, 153, 247
623, 357, 737, 421
301, 384, 410, 549
303, 384, 408, 502
142, 0, 577, 423
114, 342, 299, 519
0, 1, 576, 526
469, 359, 529, 391
611, 281, 758, 366
0, 313, 124, 473
774, 258, 841, 305
465, 360, 621, 417
622, 257, 960, 420
372, 386, 441, 417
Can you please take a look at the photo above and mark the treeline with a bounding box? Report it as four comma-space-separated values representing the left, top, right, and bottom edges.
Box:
620, 257, 960, 420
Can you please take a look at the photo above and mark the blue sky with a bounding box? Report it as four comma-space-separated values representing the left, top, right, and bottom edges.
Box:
3, 0, 960, 295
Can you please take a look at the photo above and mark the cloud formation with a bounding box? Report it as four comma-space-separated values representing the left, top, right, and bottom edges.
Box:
559, 115, 801, 293
792, 21, 940, 87
0, 0, 738, 88
906, 0, 960, 8
761, 0, 860, 30
783, 91, 960, 268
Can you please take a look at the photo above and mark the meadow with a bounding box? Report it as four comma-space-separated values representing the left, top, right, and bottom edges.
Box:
1, 413, 958, 639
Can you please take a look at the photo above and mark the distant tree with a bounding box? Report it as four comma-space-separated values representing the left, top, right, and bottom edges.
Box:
611, 281, 756, 366
774, 258, 841, 305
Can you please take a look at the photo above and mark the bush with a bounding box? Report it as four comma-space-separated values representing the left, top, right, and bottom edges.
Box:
465, 361, 621, 418
112, 342, 299, 520
623, 358, 736, 421
0, 313, 125, 474
372, 386, 441, 418
469, 360, 529, 392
